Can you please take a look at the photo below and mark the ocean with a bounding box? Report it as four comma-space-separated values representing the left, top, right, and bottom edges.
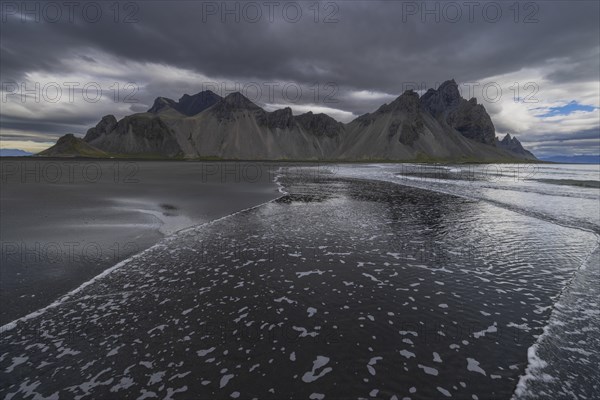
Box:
1, 162, 598, 399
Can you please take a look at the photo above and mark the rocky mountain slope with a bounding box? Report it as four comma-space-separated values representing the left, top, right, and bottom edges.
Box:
39, 80, 537, 161
420, 79, 496, 145
338, 88, 514, 161
496, 133, 537, 160
83, 114, 181, 157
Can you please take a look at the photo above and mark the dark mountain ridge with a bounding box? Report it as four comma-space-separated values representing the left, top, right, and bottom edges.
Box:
148, 90, 222, 116
496, 133, 536, 159
40, 80, 537, 161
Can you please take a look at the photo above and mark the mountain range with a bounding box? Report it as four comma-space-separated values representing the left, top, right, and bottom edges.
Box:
0, 149, 33, 157
540, 155, 600, 164
39, 79, 537, 162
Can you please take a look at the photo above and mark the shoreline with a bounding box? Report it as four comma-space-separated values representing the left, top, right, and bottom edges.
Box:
1, 155, 548, 164
0, 193, 284, 333
0, 160, 281, 324
2, 167, 597, 399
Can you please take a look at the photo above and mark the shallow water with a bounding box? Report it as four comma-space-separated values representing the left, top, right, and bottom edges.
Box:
0, 160, 280, 324
332, 163, 600, 399
1, 165, 598, 399
335, 163, 600, 234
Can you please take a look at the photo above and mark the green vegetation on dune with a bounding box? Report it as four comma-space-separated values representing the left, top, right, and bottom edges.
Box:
38, 134, 108, 158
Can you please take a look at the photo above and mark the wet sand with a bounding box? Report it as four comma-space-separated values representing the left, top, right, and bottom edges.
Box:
1, 167, 596, 399
0, 160, 281, 324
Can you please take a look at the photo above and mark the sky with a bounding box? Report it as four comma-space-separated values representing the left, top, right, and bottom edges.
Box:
1, 0, 599, 157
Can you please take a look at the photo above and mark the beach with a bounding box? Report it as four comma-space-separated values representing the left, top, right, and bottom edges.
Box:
0, 159, 281, 324
1, 163, 598, 399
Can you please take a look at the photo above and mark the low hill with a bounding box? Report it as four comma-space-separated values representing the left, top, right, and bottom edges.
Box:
38, 134, 108, 158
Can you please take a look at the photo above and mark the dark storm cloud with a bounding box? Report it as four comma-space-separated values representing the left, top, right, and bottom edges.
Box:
1, 0, 599, 154
0, 115, 90, 137
545, 48, 600, 84
528, 139, 600, 157
2, 1, 599, 89
519, 128, 600, 144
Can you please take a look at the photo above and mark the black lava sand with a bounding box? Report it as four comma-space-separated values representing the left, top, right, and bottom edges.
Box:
0, 160, 280, 324
1, 169, 596, 399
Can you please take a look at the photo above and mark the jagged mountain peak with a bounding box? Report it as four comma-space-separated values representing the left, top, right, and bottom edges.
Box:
296, 111, 344, 137
178, 90, 221, 104
395, 89, 420, 101
49, 78, 537, 161
390, 90, 421, 110
420, 79, 495, 145
501, 133, 514, 143
148, 97, 177, 114
207, 92, 263, 122
421, 79, 461, 110
154, 96, 174, 102
496, 133, 535, 160
84, 115, 118, 142
440, 78, 458, 87
100, 114, 117, 124
148, 91, 222, 116
499, 133, 526, 147
176, 90, 222, 116
258, 107, 295, 129
221, 92, 261, 109
364, 90, 421, 118
270, 107, 293, 117
296, 111, 342, 124
179, 89, 218, 99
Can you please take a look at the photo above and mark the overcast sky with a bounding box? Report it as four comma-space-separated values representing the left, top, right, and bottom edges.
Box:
1, 0, 598, 156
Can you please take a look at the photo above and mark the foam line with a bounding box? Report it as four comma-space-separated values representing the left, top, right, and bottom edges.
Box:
1, 185, 285, 333
510, 242, 600, 399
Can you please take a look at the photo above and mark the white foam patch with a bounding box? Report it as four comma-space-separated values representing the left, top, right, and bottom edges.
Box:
418, 364, 438, 376
302, 356, 332, 383
274, 296, 297, 304
466, 358, 486, 376
197, 348, 215, 357
219, 374, 234, 388
399, 350, 415, 359
473, 323, 498, 339
296, 270, 325, 278
367, 356, 382, 376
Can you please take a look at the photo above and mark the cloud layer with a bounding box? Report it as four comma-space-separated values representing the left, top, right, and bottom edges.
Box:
1, 0, 598, 156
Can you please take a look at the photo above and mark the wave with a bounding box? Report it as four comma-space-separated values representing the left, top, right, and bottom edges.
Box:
329, 163, 600, 400
512, 244, 600, 399
0, 193, 284, 333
